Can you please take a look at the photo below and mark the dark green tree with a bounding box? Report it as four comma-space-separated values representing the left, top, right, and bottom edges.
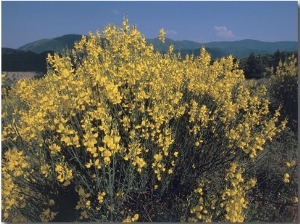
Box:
243, 52, 264, 79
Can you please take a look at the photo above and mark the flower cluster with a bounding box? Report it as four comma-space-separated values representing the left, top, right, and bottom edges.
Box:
55, 162, 73, 186
188, 181, 213, 222
122, 213, 139, 222
75, 186, 92, 220
220, 163, 257, 222
39, 208, 58, 222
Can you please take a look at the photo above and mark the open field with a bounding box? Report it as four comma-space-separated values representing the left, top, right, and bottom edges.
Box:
2, 71, 42, 83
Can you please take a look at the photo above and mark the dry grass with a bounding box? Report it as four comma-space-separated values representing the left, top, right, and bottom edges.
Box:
2, 71, 43, 83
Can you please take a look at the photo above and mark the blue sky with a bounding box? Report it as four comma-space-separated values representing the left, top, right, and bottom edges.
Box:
1, 1, 298, 49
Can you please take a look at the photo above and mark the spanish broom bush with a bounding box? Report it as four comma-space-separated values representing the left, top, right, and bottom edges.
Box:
1, 17, 291, 222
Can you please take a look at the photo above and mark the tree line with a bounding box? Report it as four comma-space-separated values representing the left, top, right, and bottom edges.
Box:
238, 50, 298, 79
1, 49, 55, 73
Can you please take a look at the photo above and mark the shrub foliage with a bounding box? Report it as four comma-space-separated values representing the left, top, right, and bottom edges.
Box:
1, 18, 296, 222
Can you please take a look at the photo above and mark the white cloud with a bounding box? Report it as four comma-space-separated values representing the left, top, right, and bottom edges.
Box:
166, 29, 178, 36
214, 26, 235, 38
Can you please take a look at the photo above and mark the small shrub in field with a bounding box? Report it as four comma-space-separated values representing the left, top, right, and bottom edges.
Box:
242, 55, 298, 222
268, 55, 298, 133
2, 18, 288, 222
245, 128, 298, 222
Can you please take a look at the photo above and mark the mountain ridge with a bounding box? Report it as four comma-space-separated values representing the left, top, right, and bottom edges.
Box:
18, 34, 83, 53
2, 34, 297, 72
14, 34, 297, 58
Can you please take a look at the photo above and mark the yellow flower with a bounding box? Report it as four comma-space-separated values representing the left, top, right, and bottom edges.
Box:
293, 197, 298, 203
194, 187, 203, 195
174, 151, 179, 157
123, 216, 131, 223
49, 143, 61, 154
48, 199, 55, 206
154, 153, 163, 161
39, 208, 58, 222
86, 200, 91, 208
283, 173, 290, 183
132, 214, 139, 222
104, 156, 111, 165
116, 191, 124, 198
168, 44, 174, 54
103, 149, 112, 157
158, 28, 166, 43
85, 159, 93, 168
61, 134, 72, 146
94, 158, 102, 169
40, 164, 51, 177
55, 163, 73, 186
97, 192, 106, 203
286, 160, 296, 167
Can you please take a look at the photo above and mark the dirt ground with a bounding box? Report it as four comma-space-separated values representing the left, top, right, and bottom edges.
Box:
2, 71, 43, 84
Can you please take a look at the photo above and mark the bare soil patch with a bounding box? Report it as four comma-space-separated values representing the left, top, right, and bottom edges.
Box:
2, 71, 43, 84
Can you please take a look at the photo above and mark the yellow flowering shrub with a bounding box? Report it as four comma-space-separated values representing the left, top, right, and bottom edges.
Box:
221, 163, 257, 222
2, 17, 289, 222
244, 125, 298, 222
268, 54, 297, 133
186, 162, 257, 223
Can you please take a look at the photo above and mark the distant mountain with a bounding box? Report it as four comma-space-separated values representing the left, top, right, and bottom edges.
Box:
146, 38, 203, 52
17, 34, 298, 58
202, 39, 298, 58
146, 38, 297, 58
18, 34, 83, 54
